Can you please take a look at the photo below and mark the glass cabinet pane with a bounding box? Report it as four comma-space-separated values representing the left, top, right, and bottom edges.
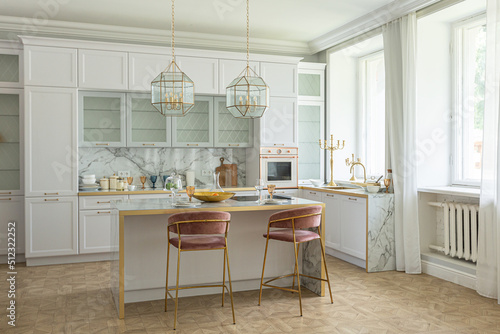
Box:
0, 93, 20, 191
298, 73, 321, 97
130, 95, 169, 145
215, 98, 251, 146
298, 104, 322, 180
173, 97, 213, 146
80, 92, 125, 146
0, 54, 20, 83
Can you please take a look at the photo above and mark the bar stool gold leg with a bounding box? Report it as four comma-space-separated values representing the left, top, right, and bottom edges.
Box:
165, 241, 170, 312
292, 234, 303, 316
225, 246, 236, 324
174, 248, 181, 330
258, 234, 271, 306
291, 243, 300, 292
318, 229, 333, 304
222, 247, 226, 307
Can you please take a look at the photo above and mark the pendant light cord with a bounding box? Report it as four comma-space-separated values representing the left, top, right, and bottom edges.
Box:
246, 0, 249, 74
171, 0, 175, 61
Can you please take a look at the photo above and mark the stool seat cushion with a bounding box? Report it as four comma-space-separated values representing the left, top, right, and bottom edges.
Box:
169, 235, 226, 250
264, 229, 320, 243
269, 205, 322, 229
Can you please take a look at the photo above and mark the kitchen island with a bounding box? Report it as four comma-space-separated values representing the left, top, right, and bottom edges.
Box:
110, 197, 326, 319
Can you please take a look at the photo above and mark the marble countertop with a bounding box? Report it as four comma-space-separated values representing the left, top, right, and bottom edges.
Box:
112, 197, 322, 213
299, 185, 393, 198
78, 186, 255, 196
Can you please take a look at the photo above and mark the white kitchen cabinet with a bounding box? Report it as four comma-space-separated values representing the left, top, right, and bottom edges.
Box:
0, 48, 22, 88
79, 49, 128, 90
321, 192, 341, 251
24, 46, 77, 88
273, 189, 299, 197
128, 53, 169, 91
0, 195, 25, 256
340, 196, 367, 260
303, 189, 322, 202
79, 210, 116, 254
260, 62, 297, 98
79, 91, 127, 147
218, 59, 259, 94
260, 97, 297, 147
172, 96, 214, 147
127, 93, 172, 147
298, 63, 325, 101
0, 89, 23, 195
25, 87, 78, 197
79, 195, 128, 210
213, 97, 253, 148
298, 101, 324, 183
177, 56, 218, 95
25, 196, 78, 258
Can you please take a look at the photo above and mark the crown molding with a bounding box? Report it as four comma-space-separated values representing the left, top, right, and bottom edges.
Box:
308, 0, 442, 54
0, 15, 310, 56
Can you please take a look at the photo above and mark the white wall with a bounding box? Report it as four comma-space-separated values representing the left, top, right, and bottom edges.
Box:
416, 19, 452, 187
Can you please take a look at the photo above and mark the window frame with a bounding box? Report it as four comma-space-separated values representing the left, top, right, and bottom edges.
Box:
357, 50, 386, 179
451, 13, 486, 187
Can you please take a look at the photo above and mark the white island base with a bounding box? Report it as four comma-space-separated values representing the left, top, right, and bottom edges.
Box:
110, 198, 326, 318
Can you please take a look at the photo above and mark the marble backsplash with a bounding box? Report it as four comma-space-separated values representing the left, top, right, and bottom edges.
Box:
79, 148, 247, 187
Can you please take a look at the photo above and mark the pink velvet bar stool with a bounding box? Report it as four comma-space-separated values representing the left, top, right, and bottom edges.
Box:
258, 205, 333, 316
165, 211, 235, 330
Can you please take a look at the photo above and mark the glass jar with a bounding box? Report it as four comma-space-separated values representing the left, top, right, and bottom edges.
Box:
209, 172, 224, 193
165, 172, 183, 203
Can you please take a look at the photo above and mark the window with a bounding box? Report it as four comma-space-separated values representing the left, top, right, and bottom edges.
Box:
359, 51, 386, 178
453, 15, 486, 186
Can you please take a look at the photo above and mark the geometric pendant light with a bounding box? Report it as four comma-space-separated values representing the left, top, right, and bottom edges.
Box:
226, 0, 269, 118
151, 0, 195, 116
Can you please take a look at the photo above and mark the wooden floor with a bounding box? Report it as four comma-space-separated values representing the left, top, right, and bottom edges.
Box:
1, 255, 500, 333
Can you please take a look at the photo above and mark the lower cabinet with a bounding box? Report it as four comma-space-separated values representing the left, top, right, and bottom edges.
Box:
339, 196, 366, 260
0, 195, 25, 257
322, 192, 341, 251
25, 196, 78, 258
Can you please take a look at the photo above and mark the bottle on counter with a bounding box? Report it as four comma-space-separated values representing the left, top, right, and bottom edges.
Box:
109, 175, 118, 189
100, 177, 109, 190
385, 169, 393, 193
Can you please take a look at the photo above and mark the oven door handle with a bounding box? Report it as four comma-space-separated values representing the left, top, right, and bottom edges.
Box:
260, 156, 298, 159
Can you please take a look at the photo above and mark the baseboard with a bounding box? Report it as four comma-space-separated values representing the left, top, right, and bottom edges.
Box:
325, 247, 366, 269
421, 253, 476, 290
26, 253, 112, 266
125, 277, 294, 303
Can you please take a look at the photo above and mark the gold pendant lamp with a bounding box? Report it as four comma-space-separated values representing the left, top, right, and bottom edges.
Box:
226, 0, 269, 118
151, 0, 195, 116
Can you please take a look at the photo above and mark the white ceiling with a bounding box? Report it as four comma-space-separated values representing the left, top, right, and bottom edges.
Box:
1, 0, 395, 43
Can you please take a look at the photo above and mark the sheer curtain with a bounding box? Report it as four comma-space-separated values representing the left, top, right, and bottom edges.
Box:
477, 0, 500, 301
383, 13, 422, 274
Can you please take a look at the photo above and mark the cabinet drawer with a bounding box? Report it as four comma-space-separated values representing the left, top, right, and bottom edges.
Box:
79, 195, 128, 210
128, 193, 186, 200
304, 190, 322, 201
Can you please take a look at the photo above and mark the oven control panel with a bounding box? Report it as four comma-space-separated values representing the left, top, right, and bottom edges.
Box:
260, 147, 298, 155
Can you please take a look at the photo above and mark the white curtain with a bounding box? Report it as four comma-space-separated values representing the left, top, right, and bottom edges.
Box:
383, 13, 422, 274
477, 0, 500, 301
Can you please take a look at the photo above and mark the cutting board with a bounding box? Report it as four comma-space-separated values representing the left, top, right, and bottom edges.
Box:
215, 157, 237, 187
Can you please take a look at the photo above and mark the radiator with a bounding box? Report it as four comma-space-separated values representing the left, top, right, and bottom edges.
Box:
428, 202, 480, 263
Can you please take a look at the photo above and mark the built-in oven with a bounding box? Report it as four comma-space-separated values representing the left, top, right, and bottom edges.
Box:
259, 147, 298, 189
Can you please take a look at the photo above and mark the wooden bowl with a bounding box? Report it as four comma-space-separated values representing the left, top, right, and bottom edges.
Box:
192, 192, 235, 202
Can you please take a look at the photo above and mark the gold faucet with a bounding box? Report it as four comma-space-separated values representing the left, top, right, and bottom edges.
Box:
346, 154, 367, 182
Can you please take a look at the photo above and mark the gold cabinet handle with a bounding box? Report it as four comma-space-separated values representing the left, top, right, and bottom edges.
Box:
142, 143, 155, 146
274, 144, 285, 146
97, 201, 111, 204
348, 197, 358, 201
44, 199, 59, 201
228, 144, 240, 147
187, 144, 199, 147
309, 192, 316, 195
45, 192, 59, 195
326, 194, 335, 197
96, 143, 110, 146
0, 198, 12, 201
97, 211, 111, 214
0, 191, 12, 195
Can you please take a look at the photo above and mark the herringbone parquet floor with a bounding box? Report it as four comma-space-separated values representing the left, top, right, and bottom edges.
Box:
1, 256, 500, 333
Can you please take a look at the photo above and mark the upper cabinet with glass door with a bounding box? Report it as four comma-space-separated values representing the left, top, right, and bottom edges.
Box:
79, 91, 126, 147
0, 48, 22, 88
172, 96, 214, 147
298, 62, 325, 101
0, 89, 23, 195
127, 93, 171, 147
213, 97, 253, 148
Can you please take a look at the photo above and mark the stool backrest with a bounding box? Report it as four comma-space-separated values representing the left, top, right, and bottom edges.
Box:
269, 205, 322, 229
168, 211, 230, 234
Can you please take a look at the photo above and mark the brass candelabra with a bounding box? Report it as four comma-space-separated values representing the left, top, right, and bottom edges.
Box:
319, 135, 345, 186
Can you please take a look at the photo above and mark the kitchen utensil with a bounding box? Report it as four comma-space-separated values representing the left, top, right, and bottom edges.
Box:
100, 178, 109, 190
186, 186, 195, 202
109, 175, 118, 189
140, 176, 147, 189
192, 192, 235, 202
384, 179, 391, 193
255, 179, 264, 204
162, 175, 168, 186
127, 177, 133, 185
81, 178, 96, 185
150, 175, 158, 189
309, 179, 323, 187
215, 157, 237, 187
375, 175, 384, 183
128, 185, 137, 191
367, 185, 380, 193
267, 184, 276, 200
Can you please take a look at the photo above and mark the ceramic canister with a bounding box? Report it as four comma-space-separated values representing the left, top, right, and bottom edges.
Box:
109, 176, 118, 189
100, 178, 109, 190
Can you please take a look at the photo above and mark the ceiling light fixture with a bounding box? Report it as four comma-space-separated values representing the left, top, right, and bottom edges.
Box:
151, 0, 194, 116
226, 0, 269, 118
